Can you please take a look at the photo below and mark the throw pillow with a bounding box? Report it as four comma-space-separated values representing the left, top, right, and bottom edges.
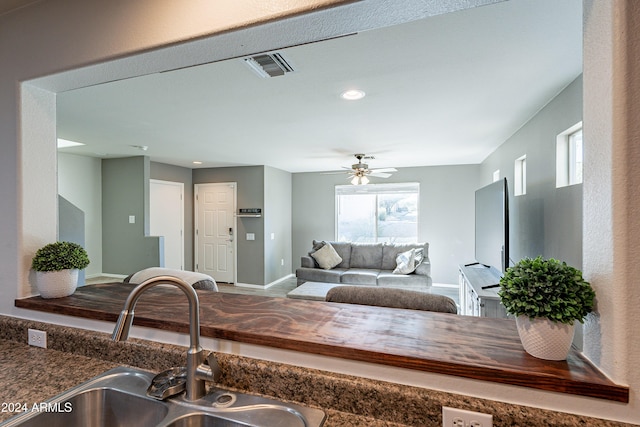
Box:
310, 243, 343, 269
413, 247, 424, 268
309, 240, 328, 268
393, 248, 417, 274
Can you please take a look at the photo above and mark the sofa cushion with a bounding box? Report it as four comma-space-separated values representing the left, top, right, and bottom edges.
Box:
350, 243, 384, 269
340, 269, 380, 286
325, 286, 457, 313
310, 243, 343, 269
312, 240, 351, 268
377, 271, 432, 288
381, 242, 427, 270
295, 267, 346, 284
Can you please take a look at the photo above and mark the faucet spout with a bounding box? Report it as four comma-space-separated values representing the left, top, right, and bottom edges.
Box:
111, 275, 211, 401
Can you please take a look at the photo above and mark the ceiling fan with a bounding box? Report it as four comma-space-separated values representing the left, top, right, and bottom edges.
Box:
339, 154, 398, 185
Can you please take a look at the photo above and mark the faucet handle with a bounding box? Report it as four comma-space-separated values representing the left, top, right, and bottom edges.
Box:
195, 352, 222, 384
208, 352, 222, 383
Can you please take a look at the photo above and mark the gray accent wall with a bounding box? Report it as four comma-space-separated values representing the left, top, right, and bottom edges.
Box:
102, 156, 162, 274
150, 162, 194, 270
58, 195, 86, 285
57, 152, 102, 277
193, 166, 266, 285
480, 75, 583, 269
264, 166, 293, 284
292, 165, 480, 284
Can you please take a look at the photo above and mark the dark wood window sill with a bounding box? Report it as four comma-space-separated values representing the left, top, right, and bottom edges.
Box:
15, 283, 628, 403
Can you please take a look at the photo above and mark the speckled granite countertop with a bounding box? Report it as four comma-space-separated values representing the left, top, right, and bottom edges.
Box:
0, 315, 634, 427
0, 340, 121, 423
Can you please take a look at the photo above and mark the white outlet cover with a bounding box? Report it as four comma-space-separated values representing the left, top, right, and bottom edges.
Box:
28, 328, 47, 348
443, 407, 492, 427
246, 233, 255, 241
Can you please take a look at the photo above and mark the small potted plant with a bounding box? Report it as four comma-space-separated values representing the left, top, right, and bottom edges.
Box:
31, 241, 90, 299
498, 256, 595, 360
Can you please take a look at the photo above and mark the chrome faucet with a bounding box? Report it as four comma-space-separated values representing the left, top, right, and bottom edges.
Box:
112, 275, 220, 401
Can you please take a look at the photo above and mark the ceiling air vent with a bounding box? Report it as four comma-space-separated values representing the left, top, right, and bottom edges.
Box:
244, 53, 294, 78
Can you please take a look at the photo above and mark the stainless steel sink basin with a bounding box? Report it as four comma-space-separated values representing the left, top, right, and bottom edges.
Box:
0, 367, 326, 427
3, 388, 168, 427
164, 413, 251, 427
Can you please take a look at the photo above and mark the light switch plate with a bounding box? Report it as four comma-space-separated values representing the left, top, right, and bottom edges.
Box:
246, 233, 255, 241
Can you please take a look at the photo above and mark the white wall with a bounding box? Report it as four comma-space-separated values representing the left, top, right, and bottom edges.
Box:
292, 164, 479, 284
57, 153, 102, 277
1, 0, 638, 424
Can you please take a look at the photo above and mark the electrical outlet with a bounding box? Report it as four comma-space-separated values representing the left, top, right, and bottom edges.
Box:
443, 407, 492, 427
28, 328, 47, 348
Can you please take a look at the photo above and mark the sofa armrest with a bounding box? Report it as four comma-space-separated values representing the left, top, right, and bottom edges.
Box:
414, 259, 431, 277
301, 255, 316, 268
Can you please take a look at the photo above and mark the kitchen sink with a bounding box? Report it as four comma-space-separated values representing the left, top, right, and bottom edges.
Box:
0, 367, 326, 427
2, 388, 168, 427
163, 413, 251, 427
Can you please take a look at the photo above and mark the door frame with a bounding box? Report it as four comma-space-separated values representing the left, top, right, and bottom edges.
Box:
194, 182, 237, 284
150, 179, 184, 270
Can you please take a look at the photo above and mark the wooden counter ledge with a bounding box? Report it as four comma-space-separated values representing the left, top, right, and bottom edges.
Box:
15, 283, 628, 403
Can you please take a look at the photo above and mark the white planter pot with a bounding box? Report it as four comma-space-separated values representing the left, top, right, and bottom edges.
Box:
35, 269, 79, 299
515, 315, 576, 361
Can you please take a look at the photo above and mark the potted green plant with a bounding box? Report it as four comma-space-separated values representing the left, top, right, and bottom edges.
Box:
498, 256, 595, 360
31, 241, 90, 299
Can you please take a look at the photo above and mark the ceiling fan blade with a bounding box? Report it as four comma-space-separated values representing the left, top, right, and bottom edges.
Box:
320, 171, 349, 175
370, 167, 397, 173
369, 172, 392, 178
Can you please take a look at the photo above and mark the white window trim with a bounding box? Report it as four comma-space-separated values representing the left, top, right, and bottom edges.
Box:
514, 155, 527, 196
556, 121, 583, 188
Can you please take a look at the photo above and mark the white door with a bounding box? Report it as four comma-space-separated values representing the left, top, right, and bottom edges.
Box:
195, 183, 236, 283
150, 179, 184, 270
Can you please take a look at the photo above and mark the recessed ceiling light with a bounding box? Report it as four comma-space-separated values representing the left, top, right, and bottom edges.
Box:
340, 89, 366, 101
192, 161, 203, 165
57, 138, 85, 148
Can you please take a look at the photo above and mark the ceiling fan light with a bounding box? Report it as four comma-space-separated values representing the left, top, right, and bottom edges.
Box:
360, 176, 369, 185
351, 175, 360, 185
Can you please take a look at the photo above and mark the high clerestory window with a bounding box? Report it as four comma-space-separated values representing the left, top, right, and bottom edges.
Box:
514, 155, 527, 196
335, 183, 419, 243
556, 122, 583, 188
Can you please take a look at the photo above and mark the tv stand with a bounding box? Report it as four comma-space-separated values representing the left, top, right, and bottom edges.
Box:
458, 264, 508, 318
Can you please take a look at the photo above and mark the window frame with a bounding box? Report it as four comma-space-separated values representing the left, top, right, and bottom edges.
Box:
556, 121, 583, 188
335, 182, 420, 243
514, 155, 527, 196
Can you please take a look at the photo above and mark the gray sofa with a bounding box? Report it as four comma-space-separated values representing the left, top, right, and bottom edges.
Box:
295, 240, 432, 288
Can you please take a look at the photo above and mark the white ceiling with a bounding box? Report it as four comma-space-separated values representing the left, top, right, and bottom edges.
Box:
56, 0, 582, 173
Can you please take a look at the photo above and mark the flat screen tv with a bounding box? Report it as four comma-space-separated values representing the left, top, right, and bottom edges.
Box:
475, 178, 509, 272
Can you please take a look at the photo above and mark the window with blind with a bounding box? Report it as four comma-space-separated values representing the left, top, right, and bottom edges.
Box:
335, 183, 419, 243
